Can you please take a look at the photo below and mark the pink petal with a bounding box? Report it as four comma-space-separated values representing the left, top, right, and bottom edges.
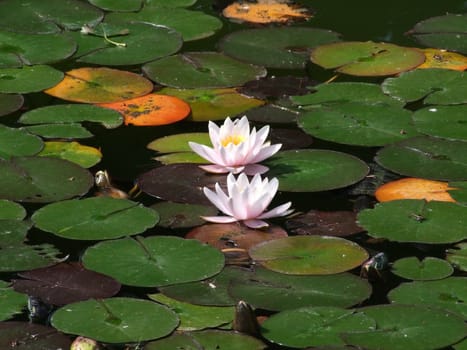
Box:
243, 163, 269, 175
203, 186, 233, 216
201, 215, 238, 224
243, 219, 269, 229
198, 164, 230, 174
189, 142, 223, 165
258, 202, 293, 219
249, 144, 282, 163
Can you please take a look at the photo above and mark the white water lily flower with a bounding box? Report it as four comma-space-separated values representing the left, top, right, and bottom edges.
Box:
202, 172, 293, 229
189, 116, 281, 175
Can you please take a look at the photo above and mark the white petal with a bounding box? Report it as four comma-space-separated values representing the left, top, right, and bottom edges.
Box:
189, 142, 224, 165
198, 164, 230, 174
208, 121, 221, 145
257, 202, 293, 219
203, 186, 233, 216
249, 144, 282, 163
256, 125, 270, 145
243, 219, 269, 229
243, 163, 269, 175
201, 215, 238, 224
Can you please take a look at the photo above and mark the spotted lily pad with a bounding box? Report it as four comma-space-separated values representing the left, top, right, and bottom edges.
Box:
391, 256, 454, 280
412, 105, 467, 141
37, 141, 102, 168
0, 280, 28, 321
0, 125, 43, 159
249, 236, 368, 275
0, 65, 64, 93
82, 235, 225, 287
0, 242, 64, 272
51, 297, 179, 343
32, 197, 158, 240
357, 199, 467, 244
311, 41, 425, 76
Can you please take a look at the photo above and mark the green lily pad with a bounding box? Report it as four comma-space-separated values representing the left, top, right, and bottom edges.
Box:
0, 156, 93, 203
0, 125, 43, 159
145, 0, 196, 6
0, 219, 31, 244
391, 256, 454, 280
0, 65, 64, 93
311, 41, 425, 76
76, 22, 182, 66
357, 199, 467, 244
154, 152, 206, 165
0, 200, 26, 220
32, 197, 158, 240
158, 87, 265, 122
88, 0, 143, 12
145, 330, 266, 350
51, 297, 179, 343
148, 293, 234, 331
412, 105, 467, 141
151, 202, 218, 229
388, 277, 467, 318
219, 27, 341, 69
148, 132, 209, 153
82, 235, 225, 287
37, 141, 102, 168
249, 236, 369, 275
19, 104, 123, 129
265, 150, 369, 192
410, 14, 467, 54
342, 304, 467, 350
105, 6, 222, 41
24, 124, 93, 139
0, 280, 28, 321
298, 102, 418, 146
0, 0, 103, 34
228, 267, 371, 311
0, 30, 76, 68
261, 307, 376, 348
142, 52, 267, 89
382, 68, 467, 104
375, 136, 467, 181
446, 242, 467, 272
0, 242, 64, 272
448, 181, 467, 204
0, 93, 23, 117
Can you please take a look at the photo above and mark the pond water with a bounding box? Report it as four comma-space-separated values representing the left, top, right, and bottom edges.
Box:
0, 0, 466, 349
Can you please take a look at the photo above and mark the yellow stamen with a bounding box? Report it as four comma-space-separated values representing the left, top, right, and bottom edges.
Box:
221, 135, 245, 147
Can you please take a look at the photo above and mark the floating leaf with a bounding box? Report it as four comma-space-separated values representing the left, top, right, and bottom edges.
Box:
98, 93, 191, 126
51, 297, 179, 343
222, 2, 312, 24
82, 235, 225, 287
219, 27, 340, 69
19, 103, 123, 129
0, 0, 103, 34
311, 41, 425, 76
412, 105, 467, 141
88, 0, 143, 11
0, 243, 64, 272
342, 304, 467, 350
391, 256, 454, 281
147, 132, 209, 153
0, 156, 93, 203
375, 136, 467, 181
39, 141, 102, 168
446, 243, 467, 272
151, 202, 218, 229
448, 181, 467, 204
154, 152, 205, 165
244, 104, 300, 124
44, 67, 153, 103
0, 125, 43, 159
265, 150, 369, 192
0, 219, 31, 244
158, 87, 264, 122
24, 124, 93, 139
240, 76, 314, 100
357, 199, 467, 244
0, 280, 28, 321
143, 52, 266, 89
0, 65, 64, 93
0, 200, 26, 220
13, 262, 121, 306
261, 307, 375, 348
375, 178, 456, 202
0, 93, 23, 116
32, 197, 158, 240
417, 48, 467, 71
249, 236, 369, 275
0, 322, 71, 348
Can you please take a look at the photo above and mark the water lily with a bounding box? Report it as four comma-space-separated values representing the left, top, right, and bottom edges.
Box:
202, 172, 293, 229
189, 116, 281, 175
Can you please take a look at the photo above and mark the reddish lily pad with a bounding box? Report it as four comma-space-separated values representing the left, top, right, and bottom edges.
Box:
151, 202, 218, 229
222, 2, 312, 24
0, 322, 72, 349
311, 41, 425, 76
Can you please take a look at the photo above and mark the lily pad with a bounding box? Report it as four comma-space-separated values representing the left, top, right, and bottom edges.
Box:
154, 152, 205, 165
51, 297, 179, 343
32, 197, 158, 240
249, 236, 368, 275
381, 68, 467, 104
148, 132, 209, 153
151, 202, 218, 229
0, 322, 71, 349
24, 124, 93, 139
391, 256, 454, 280
265, 150, 369, 192
88, 0, 143, 11
142, 52, 267, 89
0, 200, 26, 220
0, 93, 23, 116
0, 65, 64, 93
261, 307, 376, 348
0, 125, 43, 159
239, 76, 313, 100
19, 103, 123, 129
0, 243, 64, 272
342, 304, 467, 350
0, 280, 28, 321
0, 0, 103, 34
0, 219, 31, 244
357, 199, 467, 244
44, 67, 153, 103
311, 41, 425, 76
388, 277, 466, 317
409, 14, 467, 54
375, 136, 467, 181
82, 235, 225, 287
446, 242, 467, 272
219, 27, 341, 69
0, 156, 93, 203
412, 105, 467, 141
0, 30, 76, 68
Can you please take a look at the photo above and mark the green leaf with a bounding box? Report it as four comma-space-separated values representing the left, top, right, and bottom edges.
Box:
391, 256, 454, 280
0, 219, 31, 245
0, 200, 26, 220
151, 202, 217, 229
24, 124, 93, 139
0, 65, 64, 93
0, 125, 43, 159
0, 243, 64, 272
147, 132, 209, 153
0, 93, 23, 116
37, 141, 102, 168
88, 0, 143, 12
0, 280, 28, 321
446, 242, 467, 272
412, 105, 467, 141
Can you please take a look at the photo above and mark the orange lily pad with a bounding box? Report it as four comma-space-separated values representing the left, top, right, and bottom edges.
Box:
375, 178, 456, 203
98, 93, 191, 126
222, 1, 312, 24
44, 67, 153, 103
417, 48, 467, 71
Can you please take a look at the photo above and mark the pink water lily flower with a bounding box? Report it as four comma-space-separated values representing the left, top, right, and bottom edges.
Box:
202, 172, 293, 229
189, 116, 281, 175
